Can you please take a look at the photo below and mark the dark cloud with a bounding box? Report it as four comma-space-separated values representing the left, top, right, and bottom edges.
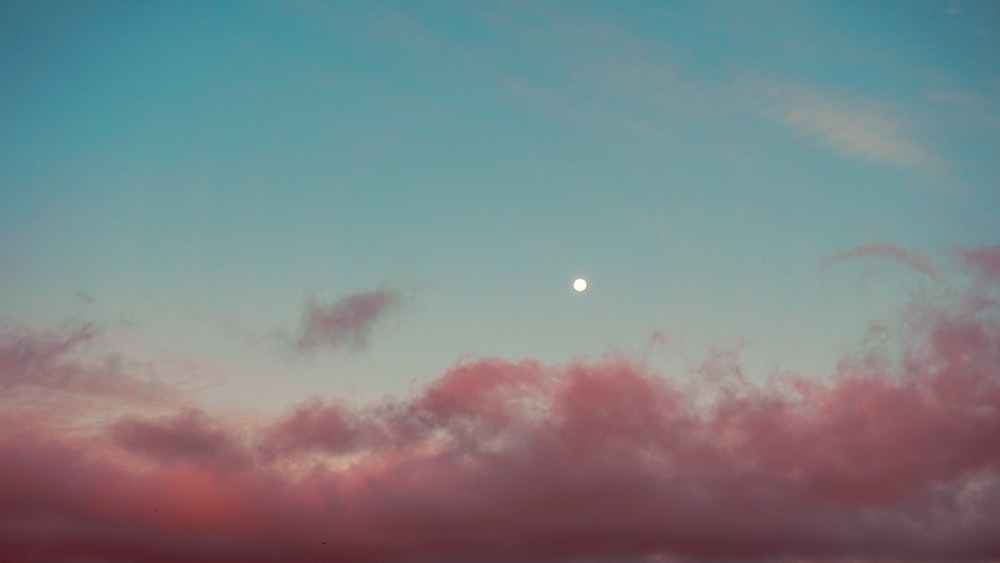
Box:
295, 287, 401, 354
110, 409, 251, 469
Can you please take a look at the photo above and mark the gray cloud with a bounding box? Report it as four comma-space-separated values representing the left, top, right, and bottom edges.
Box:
295, 287, 401, 354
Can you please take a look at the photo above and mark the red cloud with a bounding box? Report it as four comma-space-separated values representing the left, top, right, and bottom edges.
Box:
1, 249, 999, 562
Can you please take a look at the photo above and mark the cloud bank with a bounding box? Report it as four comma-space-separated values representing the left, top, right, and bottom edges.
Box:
1, 249, 998, 562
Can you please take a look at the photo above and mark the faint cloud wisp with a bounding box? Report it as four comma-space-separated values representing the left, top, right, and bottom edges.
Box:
751, 80, 940, 169
824, 243, 937, 276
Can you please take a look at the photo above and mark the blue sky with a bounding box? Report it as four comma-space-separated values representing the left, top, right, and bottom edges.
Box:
2, 0, 998, 411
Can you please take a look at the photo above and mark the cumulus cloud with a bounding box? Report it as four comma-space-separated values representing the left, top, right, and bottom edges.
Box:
1, 249, 999, 561
295, 287, 401, 353
751, 81, 939, 168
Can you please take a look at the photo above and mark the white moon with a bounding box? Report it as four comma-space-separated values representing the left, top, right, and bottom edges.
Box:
573, 278, 588, 292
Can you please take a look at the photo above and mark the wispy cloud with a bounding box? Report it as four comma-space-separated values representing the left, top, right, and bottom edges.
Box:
824, 243, 936, 276
295, 287, 401, 354
528, 14, 711, 137
960, 245, 1000, 282
1, 248, 999, 561
0, 324, 173, 404
751, 81, 940, 168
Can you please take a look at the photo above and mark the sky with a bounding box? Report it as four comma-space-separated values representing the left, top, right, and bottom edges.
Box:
1, 1, 999, 561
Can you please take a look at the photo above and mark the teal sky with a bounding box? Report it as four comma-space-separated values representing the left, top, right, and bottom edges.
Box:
2, 0, 998, 412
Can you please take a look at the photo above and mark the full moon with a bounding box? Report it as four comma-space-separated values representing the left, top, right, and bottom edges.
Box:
573, 278, 588, 292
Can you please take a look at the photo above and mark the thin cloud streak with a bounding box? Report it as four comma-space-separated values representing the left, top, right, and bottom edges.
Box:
824, 243, 936, 276
0, 248, 999, 561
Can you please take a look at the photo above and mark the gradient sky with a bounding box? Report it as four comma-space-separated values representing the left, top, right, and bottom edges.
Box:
2, 1, 1000, 562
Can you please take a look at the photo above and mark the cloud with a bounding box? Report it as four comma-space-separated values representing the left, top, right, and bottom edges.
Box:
0, 324, 171, 404
751, 81, 939, 168
961, 245, 1000, 283
110, 410, 251, 469
295, 287, 401, 354
1, 248, 999, 561
257, 398, 359, 458
824, 243, 936, 276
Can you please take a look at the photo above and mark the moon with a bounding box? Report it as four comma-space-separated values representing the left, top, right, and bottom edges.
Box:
573, 278, 588, 292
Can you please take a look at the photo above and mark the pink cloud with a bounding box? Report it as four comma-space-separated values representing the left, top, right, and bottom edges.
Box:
0, 324, 174, 404
0, 324, 99, 385
110, 410, 252, 469
961, 245, 1000, 283
295, 287, 401, 353
1, 248, 999, 561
